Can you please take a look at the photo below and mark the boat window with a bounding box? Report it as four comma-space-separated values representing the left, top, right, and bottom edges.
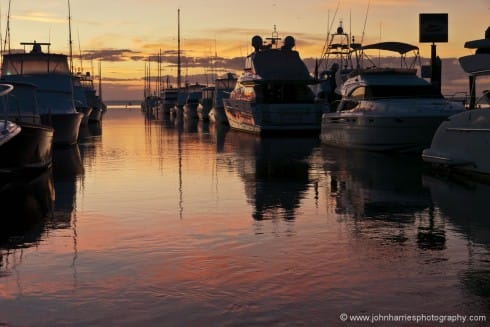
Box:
363, 85, 443, 99
261, 83, 315, 103
350, 86, 366, 100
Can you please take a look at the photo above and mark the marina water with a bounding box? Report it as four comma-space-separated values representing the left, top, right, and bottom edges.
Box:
0, 107, 488, 326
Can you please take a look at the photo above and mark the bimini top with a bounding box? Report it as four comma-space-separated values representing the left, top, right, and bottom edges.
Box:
359, 42, 419, 55
459, 27, 490, 75
464, 26, 490, 50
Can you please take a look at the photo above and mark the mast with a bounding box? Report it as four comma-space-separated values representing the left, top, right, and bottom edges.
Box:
177, 8, 181, 89
3, 0, 12, 54
98, 60, 103, 100
68, 0, 74, 73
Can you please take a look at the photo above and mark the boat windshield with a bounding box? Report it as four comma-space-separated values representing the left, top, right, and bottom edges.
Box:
350, 85, 443, 100
2, 54, 70, 75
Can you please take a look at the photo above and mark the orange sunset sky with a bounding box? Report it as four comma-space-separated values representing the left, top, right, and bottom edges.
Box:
1, 0, 489, 100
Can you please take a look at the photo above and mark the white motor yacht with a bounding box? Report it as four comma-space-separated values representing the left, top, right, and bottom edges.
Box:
422, 27, 490, 177
320, 42, 465, 152
223, 28, 324, 134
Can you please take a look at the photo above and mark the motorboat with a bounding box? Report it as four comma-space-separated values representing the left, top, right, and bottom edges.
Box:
422, 27, 490, 177
1, 41, 83, 145
72, 73, 93, 126
160, 87, 178, 115
0, 83, 54, 172
209, 72, 237, 125
223, 28, 325, 134
73, 71, 105, 124
183, 84, 205, 120
197, 86, 214, 121
320, 41, 465, 152
172, 83, 204, 120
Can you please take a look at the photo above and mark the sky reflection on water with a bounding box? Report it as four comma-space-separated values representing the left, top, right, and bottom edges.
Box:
0, 109, 489, 326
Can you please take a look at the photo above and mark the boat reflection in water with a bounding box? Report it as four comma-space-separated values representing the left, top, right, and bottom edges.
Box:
0, 167, 54, 244
223, 130, 320, 221
50, 145, 84, 229
423, 175, 490, 300
318, 147, 439, 248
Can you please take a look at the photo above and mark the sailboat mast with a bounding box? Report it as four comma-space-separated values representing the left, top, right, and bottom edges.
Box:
68, 0, 74, 73
177, 8, 181, 89
3, 0, 12, 54
98, 60, 102, 100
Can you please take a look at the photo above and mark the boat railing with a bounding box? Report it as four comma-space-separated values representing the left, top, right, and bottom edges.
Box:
0, 83, 15, 130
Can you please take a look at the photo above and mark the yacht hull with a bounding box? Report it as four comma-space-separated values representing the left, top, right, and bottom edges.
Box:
224, 100, 324, 134
209, 106, 228, 125
89, 107, 103, 123
41, 112, 83, 146
0, 122, 53, 172
183, 103, 198, 120
321, 114, 452, 152
197, 101, 212, 121
422, 109, 490, 176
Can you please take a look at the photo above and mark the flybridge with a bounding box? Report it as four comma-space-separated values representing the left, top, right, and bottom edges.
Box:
20, 41, 51, 54
1, 42, 70, 76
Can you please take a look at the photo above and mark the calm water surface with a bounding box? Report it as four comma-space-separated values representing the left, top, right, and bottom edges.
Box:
0, 108, 489, 326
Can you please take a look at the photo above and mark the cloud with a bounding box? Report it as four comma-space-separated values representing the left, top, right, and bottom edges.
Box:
79, 49, 139, 62
14, 11, 65, 24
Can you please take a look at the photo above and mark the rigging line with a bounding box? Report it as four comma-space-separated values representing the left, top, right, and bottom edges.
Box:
319, 1, 340, 63
360, 0, 371, 45
3, 0, 12, 54
77, 29, 83, 73
68, 0, 74, 73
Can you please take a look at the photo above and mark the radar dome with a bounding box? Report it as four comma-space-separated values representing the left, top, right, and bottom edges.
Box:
252, 35, 263, 51
283, 36, 295, 50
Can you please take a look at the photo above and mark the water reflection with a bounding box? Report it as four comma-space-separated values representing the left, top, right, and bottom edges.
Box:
224, 131, 319, 221
0, 167, 54, 244
50, 145, 84, 229
318, 147, 438, 247
423, 175, 490, 302
78, 121, 102, 141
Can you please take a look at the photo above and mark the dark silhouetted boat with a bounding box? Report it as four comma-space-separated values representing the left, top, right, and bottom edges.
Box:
1, 41, 83, 145
0, 83, 53, 173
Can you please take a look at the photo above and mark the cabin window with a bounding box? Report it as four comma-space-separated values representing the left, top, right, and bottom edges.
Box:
261, 83, 314, 103
363, 85, 443, 99
350, 86, 366, 100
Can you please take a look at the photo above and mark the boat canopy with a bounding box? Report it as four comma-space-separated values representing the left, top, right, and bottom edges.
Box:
359, 42, 419, 54
465, 38, 490, 49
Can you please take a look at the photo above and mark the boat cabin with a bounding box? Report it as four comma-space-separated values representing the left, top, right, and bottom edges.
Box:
2, 42, 70, 76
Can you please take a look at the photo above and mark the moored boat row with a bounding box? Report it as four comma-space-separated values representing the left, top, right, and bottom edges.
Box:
0, 40, 106, 182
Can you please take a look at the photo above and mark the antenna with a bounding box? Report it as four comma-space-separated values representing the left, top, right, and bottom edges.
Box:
77, 29, 83, 73
3, 0, 12, 54
68, 0, 74, 72
177, 8, 181, 89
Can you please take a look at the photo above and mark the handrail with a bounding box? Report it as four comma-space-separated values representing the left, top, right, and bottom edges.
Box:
0, 83, 14, 97
1, 83, 14, 130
